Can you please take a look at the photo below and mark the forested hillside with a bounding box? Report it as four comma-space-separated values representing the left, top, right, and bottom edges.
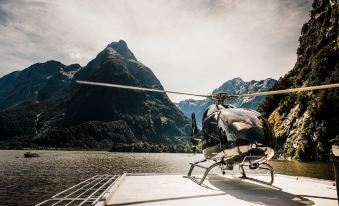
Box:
259, 0, 338, 161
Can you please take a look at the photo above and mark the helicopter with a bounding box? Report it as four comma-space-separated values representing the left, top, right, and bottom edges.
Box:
76, 80, 339, 185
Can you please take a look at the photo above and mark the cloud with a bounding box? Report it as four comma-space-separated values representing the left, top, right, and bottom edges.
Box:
0, 0, 312, 101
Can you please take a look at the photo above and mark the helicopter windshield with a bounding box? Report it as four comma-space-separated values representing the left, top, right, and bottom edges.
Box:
218, 109, 265, 143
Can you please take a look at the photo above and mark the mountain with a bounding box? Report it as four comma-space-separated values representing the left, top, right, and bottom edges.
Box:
176, 77, 276, 128
0, 40, 190, 149
258, 0, 338, 161
0, 61, 82, 110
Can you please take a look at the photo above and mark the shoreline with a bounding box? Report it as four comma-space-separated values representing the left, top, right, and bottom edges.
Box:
0, 148, 333, 163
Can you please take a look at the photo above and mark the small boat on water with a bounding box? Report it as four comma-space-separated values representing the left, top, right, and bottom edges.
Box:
24, 152, 39, 158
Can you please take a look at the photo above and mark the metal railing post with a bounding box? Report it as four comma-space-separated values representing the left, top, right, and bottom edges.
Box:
331, 145, 339, 205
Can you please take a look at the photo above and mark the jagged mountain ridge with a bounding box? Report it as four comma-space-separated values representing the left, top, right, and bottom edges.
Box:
64, 40, 189, 142
0, 40, 190, 148
258, 0, 338, 161
176, 77, 276, 128
0, 61, 82, 110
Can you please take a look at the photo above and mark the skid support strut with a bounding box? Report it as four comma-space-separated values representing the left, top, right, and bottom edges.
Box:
239, 156, 274, 185
186, 158, 232, 185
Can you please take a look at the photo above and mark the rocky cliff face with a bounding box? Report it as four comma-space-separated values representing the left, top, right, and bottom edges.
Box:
0, 40, 190, 148
177, 77, 276, 128
259, 0, 338, 161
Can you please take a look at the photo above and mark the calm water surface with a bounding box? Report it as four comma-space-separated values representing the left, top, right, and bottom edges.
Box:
0, 150, 334, 206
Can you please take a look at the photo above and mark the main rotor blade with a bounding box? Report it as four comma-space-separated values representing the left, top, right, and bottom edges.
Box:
238, 83, 339, 97
76, 80, 210, 98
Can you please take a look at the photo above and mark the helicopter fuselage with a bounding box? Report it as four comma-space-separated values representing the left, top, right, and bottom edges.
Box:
199, 104, 275, 164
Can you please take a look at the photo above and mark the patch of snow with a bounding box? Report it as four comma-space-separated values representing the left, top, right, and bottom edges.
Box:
128, 59, 145, 68
242, 96, 255, 103
188, 102, 197, 106
36, 113, 42, 122
107, 47, 119, 55
160, 116, 168, 124
59, 67, 81, 79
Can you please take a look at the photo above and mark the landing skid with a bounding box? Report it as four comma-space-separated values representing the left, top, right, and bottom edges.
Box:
239, 156, 274, 185
185, 156, 274, 185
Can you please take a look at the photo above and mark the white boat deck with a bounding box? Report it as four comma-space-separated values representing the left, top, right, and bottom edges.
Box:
101, 173, 337, 206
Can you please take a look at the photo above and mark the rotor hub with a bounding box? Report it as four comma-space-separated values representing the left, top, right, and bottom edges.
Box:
209, 92, 233, 103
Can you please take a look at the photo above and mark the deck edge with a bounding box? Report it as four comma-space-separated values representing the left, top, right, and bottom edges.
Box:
94, 173, 127, 206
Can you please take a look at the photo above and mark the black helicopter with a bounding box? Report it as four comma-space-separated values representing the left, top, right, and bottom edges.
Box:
76, 80, 339, 185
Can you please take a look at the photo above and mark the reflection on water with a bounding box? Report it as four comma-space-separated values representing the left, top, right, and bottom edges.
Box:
269, 159, 334, 180
0, 150, 334, 206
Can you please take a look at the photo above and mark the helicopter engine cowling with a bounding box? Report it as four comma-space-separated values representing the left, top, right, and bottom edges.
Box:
201, 105, 275, 164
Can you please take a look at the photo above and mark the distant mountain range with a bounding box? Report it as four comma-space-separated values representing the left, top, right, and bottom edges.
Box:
176, 77, 276, 128
0, 40, 190, 149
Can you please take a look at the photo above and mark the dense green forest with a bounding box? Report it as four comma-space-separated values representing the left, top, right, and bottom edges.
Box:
110, 142, 201, 153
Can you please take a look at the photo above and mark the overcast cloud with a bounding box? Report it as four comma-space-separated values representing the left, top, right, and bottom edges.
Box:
0, 0, 312, 102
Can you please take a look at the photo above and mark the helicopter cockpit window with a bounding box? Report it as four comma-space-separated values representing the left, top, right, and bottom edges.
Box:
203, 112, 219, 141
218, 109, 265, 143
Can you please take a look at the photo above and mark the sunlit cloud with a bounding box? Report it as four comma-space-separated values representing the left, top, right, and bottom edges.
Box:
0, 0, 312, 101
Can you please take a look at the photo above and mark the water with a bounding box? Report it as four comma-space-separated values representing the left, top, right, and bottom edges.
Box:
0, 150, 334, 206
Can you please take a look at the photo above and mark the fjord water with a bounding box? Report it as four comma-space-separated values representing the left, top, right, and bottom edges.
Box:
0, 150, 334, 206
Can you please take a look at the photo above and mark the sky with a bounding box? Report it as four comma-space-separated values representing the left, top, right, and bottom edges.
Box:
0, 0, 312, 102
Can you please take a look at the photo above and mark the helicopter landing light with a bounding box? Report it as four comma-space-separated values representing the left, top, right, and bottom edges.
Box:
251, 143, 257, 149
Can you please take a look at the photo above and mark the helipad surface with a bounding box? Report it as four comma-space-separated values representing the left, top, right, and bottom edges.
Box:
103, 174, 337, 206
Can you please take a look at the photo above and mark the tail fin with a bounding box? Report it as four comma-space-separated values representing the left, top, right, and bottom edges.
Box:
191, 112, 199, 137
191, 113, 200, 153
